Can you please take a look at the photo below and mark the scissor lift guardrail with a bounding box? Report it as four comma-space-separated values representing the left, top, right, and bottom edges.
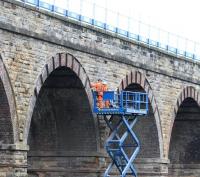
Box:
93, 91, 148, 177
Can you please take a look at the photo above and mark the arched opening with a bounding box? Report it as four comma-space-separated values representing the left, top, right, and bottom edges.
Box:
169, 97, 200, 176
27, 66, 99, 177
125, 83, 160, 159
0, 79, 13, 144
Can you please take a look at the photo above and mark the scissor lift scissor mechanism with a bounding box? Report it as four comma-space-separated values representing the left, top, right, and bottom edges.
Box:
93, 91, 148, 177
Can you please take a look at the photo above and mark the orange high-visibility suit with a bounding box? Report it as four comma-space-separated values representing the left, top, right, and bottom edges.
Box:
91, 80, 104, 108
103, 83, 110, 108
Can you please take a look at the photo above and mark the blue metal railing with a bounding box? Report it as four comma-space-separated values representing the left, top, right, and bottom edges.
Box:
93, 91, 148, 115
16, 0, 200, 61
121, 91, 148, 113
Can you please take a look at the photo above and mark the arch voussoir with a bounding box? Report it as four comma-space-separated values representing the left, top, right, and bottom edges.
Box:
60, 53, 67, 66
131, 70, 136, 83
24, 52, 94, 143
127, 72, 132, 86
136, 71, 141, 84
173, 86, 200, 116
66, 53, 73, 68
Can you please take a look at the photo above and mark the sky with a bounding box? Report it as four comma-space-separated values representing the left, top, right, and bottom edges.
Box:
95, 0, 200, 42
119, 0, 200, 42
42, 0, 200, 53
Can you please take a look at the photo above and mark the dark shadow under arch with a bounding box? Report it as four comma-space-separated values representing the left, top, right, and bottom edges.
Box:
28, 67, 98, 152
0, 79, 14, 144
24, 53, 96, 143
0, 55, 18, 143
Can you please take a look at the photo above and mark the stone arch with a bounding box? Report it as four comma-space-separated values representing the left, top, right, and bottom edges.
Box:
168, 85, 200, 150
173, 86, 200, 117
24, 52, 97, 143
0, 54, 18, 143
25, 52, 102, 176
118, 70, 164, 158
169, 86, 200, 175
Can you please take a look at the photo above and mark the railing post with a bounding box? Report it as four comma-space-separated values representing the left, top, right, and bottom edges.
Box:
116, 12, 119, 34
185, 38, 188, 57
92, 0, 95, 24
148, 24, 151, 46
176, 35, 179, 55
52, 0, 55, 12
138, 19, 141, 42
146, 94, 148, 113
157, 27, 161, 48
120, 91, 123, 110
104, 2, 108, 30
126, 92, 127, 108
127, 16, 130, 38
167, 32, 170, 52
36, 0, 39, 7
194, 42, 196, 60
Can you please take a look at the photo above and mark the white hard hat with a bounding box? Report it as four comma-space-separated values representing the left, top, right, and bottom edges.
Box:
102, 80, 107, 85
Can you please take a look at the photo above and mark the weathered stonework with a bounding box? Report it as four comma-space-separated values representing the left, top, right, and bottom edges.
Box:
0, 0, 200, 176
0, 144, 28, 177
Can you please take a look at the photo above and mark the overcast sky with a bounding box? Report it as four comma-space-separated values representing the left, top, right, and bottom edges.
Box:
118, 0, 200, 42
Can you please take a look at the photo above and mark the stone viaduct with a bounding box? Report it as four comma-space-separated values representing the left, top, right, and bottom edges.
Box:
0, 0, 200, 176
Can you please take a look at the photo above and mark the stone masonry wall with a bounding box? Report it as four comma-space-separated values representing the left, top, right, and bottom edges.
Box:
0, 0, 200, 176
0, 144, 28, 177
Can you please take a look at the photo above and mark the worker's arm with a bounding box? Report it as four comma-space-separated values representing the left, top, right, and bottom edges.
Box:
90, 83, 97, 91
90, 83, 95, 87
103, 85, 108, 92
91, 83, 97, 87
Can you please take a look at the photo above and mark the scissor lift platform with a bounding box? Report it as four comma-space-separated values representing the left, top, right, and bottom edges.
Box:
93, 91, 148, 177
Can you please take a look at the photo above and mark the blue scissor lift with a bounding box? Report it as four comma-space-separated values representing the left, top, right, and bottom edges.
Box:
93, 91, 148, 177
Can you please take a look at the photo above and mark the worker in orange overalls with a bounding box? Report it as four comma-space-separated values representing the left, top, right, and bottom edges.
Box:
102, 81, 110, 108
91, 79, 104, 109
